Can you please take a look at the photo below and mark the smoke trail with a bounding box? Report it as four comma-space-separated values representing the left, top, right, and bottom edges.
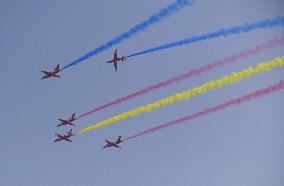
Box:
127, 16, 284, 58
76, 57, 284, 134
62, 0, 194, 70
78, 36, 284, 118
126, 80, 284, 140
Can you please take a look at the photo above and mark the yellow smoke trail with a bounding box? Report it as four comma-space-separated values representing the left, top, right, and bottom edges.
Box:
77, 56, 284, 134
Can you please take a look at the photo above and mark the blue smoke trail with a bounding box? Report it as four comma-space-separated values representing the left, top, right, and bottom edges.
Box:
62, 0, 194, 70
127, 16, 284, 58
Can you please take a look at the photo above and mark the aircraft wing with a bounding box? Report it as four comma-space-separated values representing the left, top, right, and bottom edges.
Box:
57, 123, 63, 127
55, 134, 63, 138
41, 71, 50, 75
113, 143, 120, 148
58, 119, 65, 122
65, 138, 72, 142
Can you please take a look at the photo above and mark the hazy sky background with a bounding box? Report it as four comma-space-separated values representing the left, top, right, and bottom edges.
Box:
1, 0, 284, 186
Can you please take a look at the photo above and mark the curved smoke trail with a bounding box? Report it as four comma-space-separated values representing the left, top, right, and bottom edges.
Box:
76, 56, 284, 134
62, 0, 194, 70
126, 80, 284, 140
127, 16, 284, 58
78, 36, 284, 118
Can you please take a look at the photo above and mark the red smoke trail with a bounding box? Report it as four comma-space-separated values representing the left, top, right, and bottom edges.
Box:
126, 80, 284, 140
79, 37, 284, 118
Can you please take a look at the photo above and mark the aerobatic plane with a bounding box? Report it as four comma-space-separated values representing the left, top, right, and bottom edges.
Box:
57, 113, 77, 127
106, 49, 127, 71
41, 64, 61, 79
54, 129, 74, 142
103, 136, 123, 148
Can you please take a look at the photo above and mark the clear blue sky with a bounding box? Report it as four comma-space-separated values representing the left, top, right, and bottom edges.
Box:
1, 0, 284, 186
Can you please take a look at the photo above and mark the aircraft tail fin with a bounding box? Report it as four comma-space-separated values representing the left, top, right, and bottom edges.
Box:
72, 113, 76, 119
55, 64, 60, 71
68, 129, 73, 135
116, 136, 123, 143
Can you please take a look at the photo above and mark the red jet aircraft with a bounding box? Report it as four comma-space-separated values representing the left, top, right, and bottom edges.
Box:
103, 136, 123, 148
57, 113, 77, 127
106, 49, 127, 71
41, 64, 61, 79
54, 129, 74, 142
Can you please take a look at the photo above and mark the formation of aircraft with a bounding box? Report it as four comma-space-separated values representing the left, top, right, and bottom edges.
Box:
57, 113, 77, 127
54, 129, 74, 142
103, 136, 123, 148
107, 49, 127, 71
41, 64, 61, 79
48, 51, 127, 146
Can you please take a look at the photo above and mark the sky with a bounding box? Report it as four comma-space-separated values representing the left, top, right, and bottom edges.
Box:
0, 0, 284, 186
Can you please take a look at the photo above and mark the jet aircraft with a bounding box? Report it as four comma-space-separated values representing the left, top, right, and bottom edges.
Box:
103, 136, 123, 148
41, 64, 61, 79
106, 49, 127, 71
57, 113, 77, 127
54, 129, 74, 142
